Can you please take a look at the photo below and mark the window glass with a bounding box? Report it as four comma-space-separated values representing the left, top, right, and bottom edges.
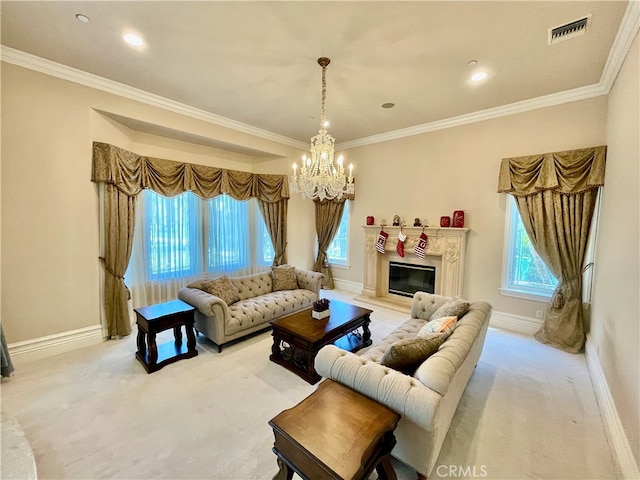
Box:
145, 191, 201, 279
327, 201, 349, 265
205, 195, 250, 273
502, 197, 558, 298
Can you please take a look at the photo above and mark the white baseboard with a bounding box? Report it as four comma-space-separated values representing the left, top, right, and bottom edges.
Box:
585, 335, 639, 480
331, 278, 363, 295
489, 310, 542, 336
8, 325, 104, 364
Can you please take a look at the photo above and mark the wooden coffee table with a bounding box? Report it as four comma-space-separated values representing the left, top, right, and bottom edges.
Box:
269, 300, 372, 384
269, 379, 400, 480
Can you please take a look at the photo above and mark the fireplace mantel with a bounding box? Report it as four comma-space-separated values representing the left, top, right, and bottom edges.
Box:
356, 225, 469, 310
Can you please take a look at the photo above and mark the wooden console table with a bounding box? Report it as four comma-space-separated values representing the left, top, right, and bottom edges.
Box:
134, 299, 198, 373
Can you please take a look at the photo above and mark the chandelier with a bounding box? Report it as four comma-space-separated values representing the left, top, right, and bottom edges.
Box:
291, 57, 354, 201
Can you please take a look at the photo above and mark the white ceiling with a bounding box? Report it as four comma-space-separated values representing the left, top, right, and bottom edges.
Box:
0, 1, 631, 146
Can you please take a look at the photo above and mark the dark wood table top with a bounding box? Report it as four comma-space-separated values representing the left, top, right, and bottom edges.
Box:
270, 300, 372, 343
270, 379, 400, 480
134, 299, 195, 321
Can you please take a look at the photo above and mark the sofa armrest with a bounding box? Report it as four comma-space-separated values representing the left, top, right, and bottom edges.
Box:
295, 269, 324, 294
315, 345, 442, 431
178, 287, 230, 319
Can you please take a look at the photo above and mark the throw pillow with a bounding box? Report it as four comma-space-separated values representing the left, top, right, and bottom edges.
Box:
272, 265, 298, 291
430, 297, 470, 321
418, 315, 458, 338
380, 334, 447, 374
200, 276, 241, 306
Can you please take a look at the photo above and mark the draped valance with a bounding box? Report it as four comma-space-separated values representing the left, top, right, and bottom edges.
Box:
497, 145, 606, 196
91, 142, 289, 202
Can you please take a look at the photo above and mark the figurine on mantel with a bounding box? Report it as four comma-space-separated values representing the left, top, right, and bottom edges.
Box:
413, 218, 421, 227
392, 215, 401, 226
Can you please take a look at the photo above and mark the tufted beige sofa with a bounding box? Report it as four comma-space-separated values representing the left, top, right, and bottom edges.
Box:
315, 292, 492, 479
178, 269, 324, 352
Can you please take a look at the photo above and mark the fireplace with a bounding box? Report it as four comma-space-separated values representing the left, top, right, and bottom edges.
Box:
389, 262, 435, 297
356, 226, 469, 309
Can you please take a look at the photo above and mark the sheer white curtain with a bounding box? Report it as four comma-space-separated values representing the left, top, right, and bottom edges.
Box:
126, 192, 273, 311
205, 195, 253, 277
126, 190, 204, 309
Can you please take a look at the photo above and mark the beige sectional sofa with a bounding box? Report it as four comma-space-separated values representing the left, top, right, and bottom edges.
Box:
315, 292, 492, 479
178, 267, 323, 351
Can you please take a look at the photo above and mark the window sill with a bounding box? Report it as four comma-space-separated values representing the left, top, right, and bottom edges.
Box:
328, 263, 350, 270
499, 288, 552, 303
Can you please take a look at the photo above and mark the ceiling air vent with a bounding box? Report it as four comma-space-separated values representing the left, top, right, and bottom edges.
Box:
548, 14, 591, 45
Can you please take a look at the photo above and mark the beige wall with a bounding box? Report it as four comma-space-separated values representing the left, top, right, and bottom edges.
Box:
1, 63, 310, 343
335, 97, 608, 318
592, 32, 640, 464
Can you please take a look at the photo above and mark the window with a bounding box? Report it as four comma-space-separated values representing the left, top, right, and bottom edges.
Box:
139, 190, 273, 281
326, 200, 350, 266
501, 197, 558, 301
145, 191, 202, 280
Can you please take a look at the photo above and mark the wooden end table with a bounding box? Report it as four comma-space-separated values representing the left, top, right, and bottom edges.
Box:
269, 300, 372, 384
269, 379, 400, 480
134, 299, 198, 373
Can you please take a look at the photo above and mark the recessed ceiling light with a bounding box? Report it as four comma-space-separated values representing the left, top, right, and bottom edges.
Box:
471, 71, 488, 82
123, 33, 145, 47
75, 13, 90, 23
381, 102, 395, 109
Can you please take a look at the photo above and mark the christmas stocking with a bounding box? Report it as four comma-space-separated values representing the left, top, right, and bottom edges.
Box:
396, 230, 406, 257
376, 230, 388, 254
414, 232, 428, 259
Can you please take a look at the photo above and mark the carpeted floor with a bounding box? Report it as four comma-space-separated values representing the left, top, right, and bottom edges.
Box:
0, 290, 620, 480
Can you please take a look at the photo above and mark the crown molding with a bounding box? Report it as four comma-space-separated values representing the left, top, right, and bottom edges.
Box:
3, 0, 638, 154
0, 46, 307, 151
600, 0, 640, 92
338, 1, 639, 150
337, 83, 608, 150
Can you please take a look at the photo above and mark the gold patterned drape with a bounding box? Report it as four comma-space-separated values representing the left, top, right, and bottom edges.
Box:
313, 199, 346, 289
258, 199, 288, 266
91, 142, 290, 336
498, 145, 606, 353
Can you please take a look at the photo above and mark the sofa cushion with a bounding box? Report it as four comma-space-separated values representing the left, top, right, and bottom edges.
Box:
430, 297, 470, 320
380, 333, 447, 374
418, 315, 458, 337
200, 276, 241, 306
225, 289, 316, 335
272, 265, 298, 291
361, 317, 428, 363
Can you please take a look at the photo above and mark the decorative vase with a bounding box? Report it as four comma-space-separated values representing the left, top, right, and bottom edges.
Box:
312, 309, 331, 320
440, 216, 451, 227
452, 210, 465, 228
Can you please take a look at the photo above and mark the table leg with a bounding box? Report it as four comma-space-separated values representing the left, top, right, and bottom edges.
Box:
136, 328, 146, 356
174, 326, 183, 346
271, 337, 281, 358
272, 456, 294, 480
375, 456, 397, 480
186, 324, 197, 353
362, 314, 372, 346
148, 332, 158, 366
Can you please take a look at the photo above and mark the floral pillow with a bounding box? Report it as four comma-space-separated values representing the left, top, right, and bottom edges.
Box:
200, 275, 241, 306
272, 265, 298, 291
418, 315, 458, 338
380, 333, 447, 374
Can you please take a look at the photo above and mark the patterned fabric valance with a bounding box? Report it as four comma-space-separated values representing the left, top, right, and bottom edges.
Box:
497, 145, 606, 196
91, 142, 289, 202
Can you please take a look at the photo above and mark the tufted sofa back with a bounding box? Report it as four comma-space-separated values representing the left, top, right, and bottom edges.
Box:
231, 271, 273, 301
410, 292, 450, 320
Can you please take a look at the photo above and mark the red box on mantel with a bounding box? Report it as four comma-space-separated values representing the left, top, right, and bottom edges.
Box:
440, 216, 451, 227
452, 210, 465, 228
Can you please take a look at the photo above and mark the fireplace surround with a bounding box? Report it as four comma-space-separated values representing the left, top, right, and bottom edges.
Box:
356, 226, 469, 310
